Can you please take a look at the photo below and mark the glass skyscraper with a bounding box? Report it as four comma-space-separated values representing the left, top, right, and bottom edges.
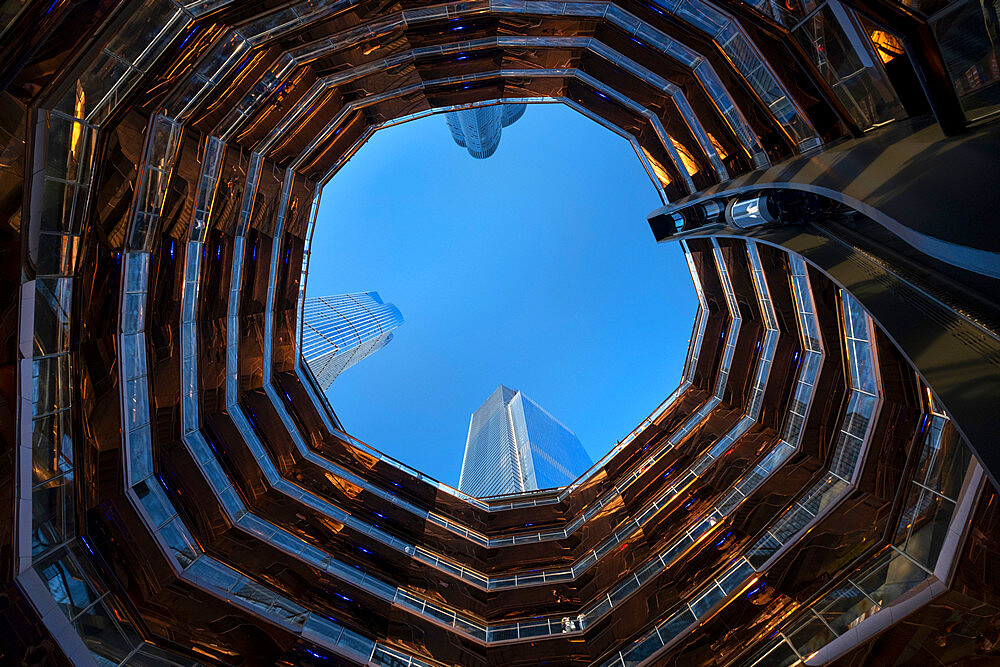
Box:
445, 104, 526, 158
7, 2, 1000, 665
301, 292, 404, 391
459, 385, 593, 497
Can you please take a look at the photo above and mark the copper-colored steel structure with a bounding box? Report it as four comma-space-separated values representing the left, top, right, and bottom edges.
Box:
1, 0, 999, 665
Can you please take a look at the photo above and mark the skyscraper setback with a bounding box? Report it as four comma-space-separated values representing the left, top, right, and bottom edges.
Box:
445, 103, 526, 158
459, 385, 593, 497
301, 292, 404, 391
4, 1, 1000, 665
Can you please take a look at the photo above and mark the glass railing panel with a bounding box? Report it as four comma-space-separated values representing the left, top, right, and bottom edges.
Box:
700, 6, 818, 148
792, 3, 903, 130
931, 0, 1000, 122
595, 266, 875, 666
736, 410, 978, 661
688, 582, 727, 618
745, 638, 802, 667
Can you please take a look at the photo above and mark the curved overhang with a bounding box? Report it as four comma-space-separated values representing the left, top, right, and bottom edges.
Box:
4, 0, 999, 665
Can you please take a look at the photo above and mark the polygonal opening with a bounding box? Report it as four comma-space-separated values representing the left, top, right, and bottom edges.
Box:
303, 103, 696, 491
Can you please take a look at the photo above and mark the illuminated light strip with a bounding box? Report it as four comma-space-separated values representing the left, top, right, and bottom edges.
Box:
291, 35, 729, 180
741, 406, 983, 666
596, 278, 882, 667
270, 68, 699, 193
273, 223, 713, 557
279, 233, 713, 547
155, 145, 762, 645
92, 136, 452, 664
270, 0, 769, 163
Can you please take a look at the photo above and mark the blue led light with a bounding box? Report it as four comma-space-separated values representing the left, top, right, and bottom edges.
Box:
177, 26, 199, 51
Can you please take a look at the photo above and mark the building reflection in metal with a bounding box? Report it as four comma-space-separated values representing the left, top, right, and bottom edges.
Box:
3, 0, 1000, 665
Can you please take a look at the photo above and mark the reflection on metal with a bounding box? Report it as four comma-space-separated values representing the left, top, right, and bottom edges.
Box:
728, 194, 778, 228
870, 29, 905, 64
5, 0, 1000, 664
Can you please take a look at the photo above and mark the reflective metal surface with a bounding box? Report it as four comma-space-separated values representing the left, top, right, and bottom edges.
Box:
2, 0, 998, 665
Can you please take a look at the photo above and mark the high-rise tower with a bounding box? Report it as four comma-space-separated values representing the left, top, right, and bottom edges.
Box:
459, 385, 593, 497
6, 2, 1000, 665
445, 103, 526, 158
301, 292, 403, 391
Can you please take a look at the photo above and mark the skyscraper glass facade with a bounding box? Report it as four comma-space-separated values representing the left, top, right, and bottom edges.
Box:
3, 1, 1000, 665
445, 104, 527, 158
301, 292, 403, 391
460, 385, 593, 497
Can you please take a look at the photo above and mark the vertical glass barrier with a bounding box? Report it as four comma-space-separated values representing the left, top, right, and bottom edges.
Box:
22, 1, 238, 661
225, 152, 262, 406
119, 112, 199, 575
277, 3, 767, 167
745, 289, 880, 568
53, 0, 189, 125
34, 543, 146, 664
743, 421, 977, 666
648, 0, 818, 150
98, 132, 446, 662
792, 2, 904, 130
26, 99, 98, 667
597, 267, 878, 667
930, 0, 1000, 121
891, 415, 972, 571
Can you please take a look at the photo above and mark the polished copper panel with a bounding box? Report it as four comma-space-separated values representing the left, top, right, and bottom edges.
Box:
3, 1, 998, 664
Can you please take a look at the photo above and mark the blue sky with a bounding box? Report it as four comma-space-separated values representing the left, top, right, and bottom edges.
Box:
306, 104, 696, 487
